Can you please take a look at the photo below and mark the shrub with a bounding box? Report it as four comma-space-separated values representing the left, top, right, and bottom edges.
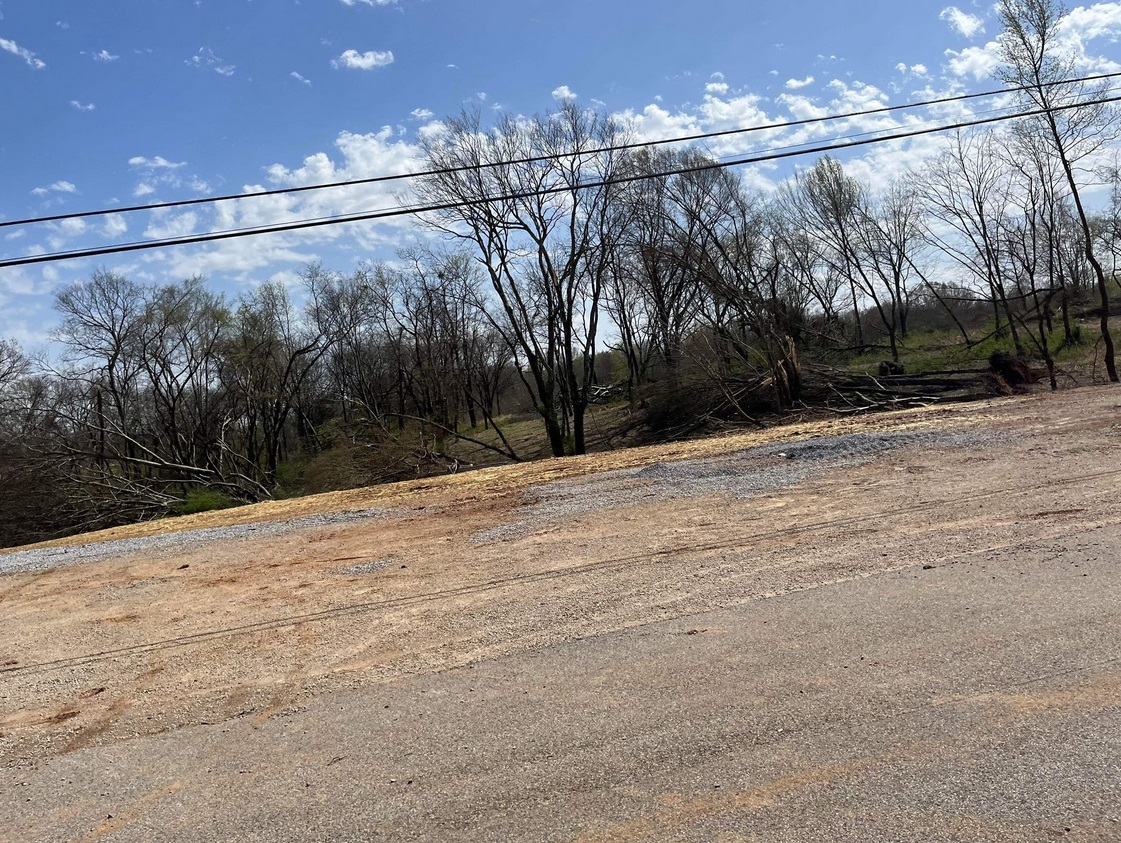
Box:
175, 489, 242, 516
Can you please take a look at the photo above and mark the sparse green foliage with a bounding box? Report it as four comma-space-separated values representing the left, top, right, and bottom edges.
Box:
175, 489, 241, 516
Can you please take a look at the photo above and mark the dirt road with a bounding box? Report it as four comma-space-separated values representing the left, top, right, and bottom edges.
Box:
2, 387, 1120, 840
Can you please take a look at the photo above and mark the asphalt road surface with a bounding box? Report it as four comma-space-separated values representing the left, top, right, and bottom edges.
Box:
5, 521, 1120, 842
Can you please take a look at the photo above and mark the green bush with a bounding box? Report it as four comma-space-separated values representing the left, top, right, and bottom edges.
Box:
175, 488, 242, 516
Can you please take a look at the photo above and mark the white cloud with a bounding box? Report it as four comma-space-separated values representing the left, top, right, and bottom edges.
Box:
340, 0, 397, 5
940, 6, 985, 39
785, 75, 815, 90
944, 44, 1001, 79
129, 155, 186, 169
417, 120, 445, 141
58, 218, 86, 237
44, 218, 88, 251
332, 49, 394, 70
410, 108, 434, 120
144, 211, 199, 241
187, 46, 235, 76
1061, 2, 1121, 41
290, 71, 312, 86
127, 155, 209, 200
70, 100, 96, 112
705, 81, 730, 94
0, 37, 45, 69
92, 49, 118, 62
942, 3, 1121, 82
30, 181, 78, 197
1055, 4, 1121, 71
551, 85, 578, 101
103, 214, 128, 238
896, 62, 929, 77
148, 126, 421, 281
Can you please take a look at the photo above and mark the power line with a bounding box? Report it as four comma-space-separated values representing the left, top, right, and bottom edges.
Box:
4, 71, 1119, 232
2, 92, 1118, 270
705, 94, 1056, 166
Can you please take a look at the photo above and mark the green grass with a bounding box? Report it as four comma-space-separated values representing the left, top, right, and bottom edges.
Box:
845, 315, 1104, 376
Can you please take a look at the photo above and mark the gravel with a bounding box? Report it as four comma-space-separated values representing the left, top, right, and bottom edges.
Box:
473, 430, 997, 544
0, 430, 998, 572
335, 559, 397, 576
0, 508, 397, 576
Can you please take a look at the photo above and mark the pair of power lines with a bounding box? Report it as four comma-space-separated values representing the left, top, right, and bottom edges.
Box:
2, 74, 1118, 270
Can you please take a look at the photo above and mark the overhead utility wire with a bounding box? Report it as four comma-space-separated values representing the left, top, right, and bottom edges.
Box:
705, 93, 1080, 166
4, 71, 1120, 231
3, 92, 1120, 270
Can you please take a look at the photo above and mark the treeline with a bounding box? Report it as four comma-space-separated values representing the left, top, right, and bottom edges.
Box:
0, 0, 1116, 545
0, 260, 527, 544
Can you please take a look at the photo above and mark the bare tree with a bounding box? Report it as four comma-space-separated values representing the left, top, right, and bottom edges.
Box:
788, 157, 913, 359
414, 102, 630, 456
914, 130, 1028, 354
998, 0, 1120, 380
664, 164, 804, 408
608, 148, 711, 387
223, 277, 331, 486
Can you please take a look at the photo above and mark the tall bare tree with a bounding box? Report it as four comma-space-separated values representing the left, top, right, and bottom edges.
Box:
998, 0, 1120, 380
414, 102, 630, 456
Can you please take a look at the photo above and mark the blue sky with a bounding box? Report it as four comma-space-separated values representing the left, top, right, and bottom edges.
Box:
3, 0, 1121, 346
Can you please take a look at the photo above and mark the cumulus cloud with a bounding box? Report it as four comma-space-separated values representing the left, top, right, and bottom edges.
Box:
706, 81, 730, 94
145, 126, 422, 281
896, 62, 929, 77
290, 71, 312, 86
943, 4, 1121, 81
1056, 3, 1121, 71
944, 44, 1001, 79
187, 46, 235, 76
92, 49, 118, 62
332, 49, 394, 70
44, 217, 89, 251
551, 85, 577, 101
410, 107, 434, 120
31, 181, 78, 197
940, 6, 985, 39
785, 75, 815, 90
0, 37, 45, 69
103, 214, 128, 238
